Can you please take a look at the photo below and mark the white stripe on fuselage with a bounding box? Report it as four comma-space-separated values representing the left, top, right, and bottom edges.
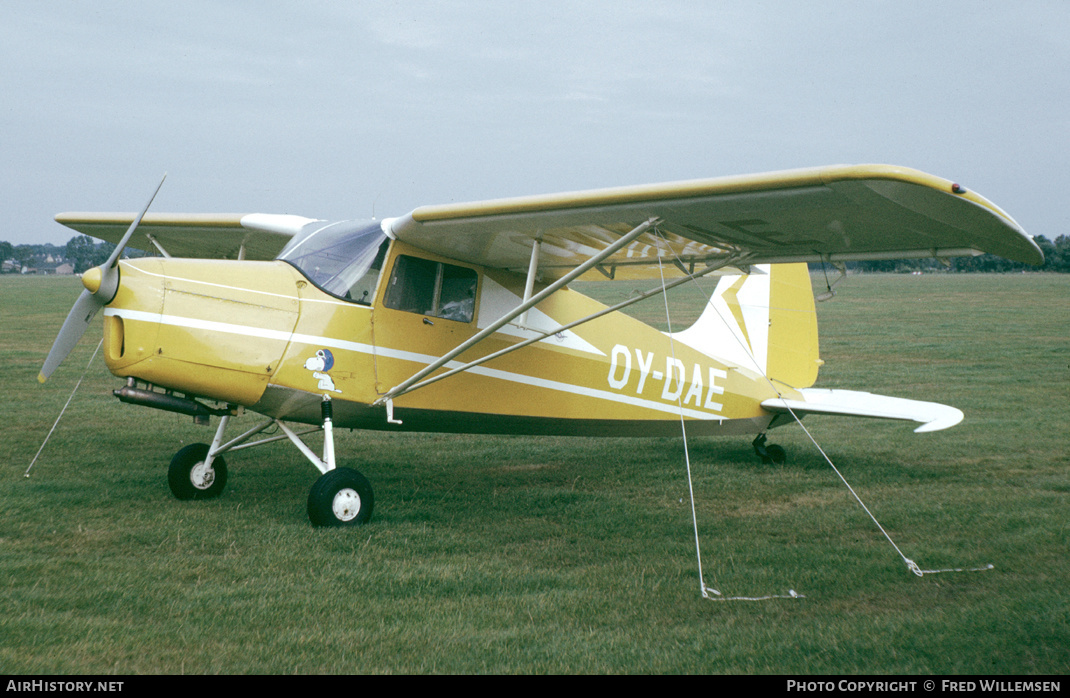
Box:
122, 261, 358, 309
104, 308, 724, 421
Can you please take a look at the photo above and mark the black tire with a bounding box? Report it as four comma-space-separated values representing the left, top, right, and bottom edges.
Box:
168, 443, 228, 500
766, 444, 787, 465
307, 467, 374, 527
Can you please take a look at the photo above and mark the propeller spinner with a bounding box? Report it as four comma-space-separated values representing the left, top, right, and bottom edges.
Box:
38, 175, 167, 383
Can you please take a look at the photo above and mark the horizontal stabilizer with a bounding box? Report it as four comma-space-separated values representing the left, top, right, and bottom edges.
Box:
762, 388, 964, 433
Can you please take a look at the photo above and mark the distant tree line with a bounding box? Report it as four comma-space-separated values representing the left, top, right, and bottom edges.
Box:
0, 236, 148, 274
3, 234, 1068, 275
842, 235, 1069, 273
62, 235, 118, 272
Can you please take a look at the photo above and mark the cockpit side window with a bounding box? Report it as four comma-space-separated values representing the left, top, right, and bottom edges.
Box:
277, 220, 390, 304
384, 255, 478, 323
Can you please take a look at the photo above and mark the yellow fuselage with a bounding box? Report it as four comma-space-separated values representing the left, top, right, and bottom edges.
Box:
102, 242, 800, 436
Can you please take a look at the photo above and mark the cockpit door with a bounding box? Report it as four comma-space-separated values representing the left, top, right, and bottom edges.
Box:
371, 241, 483, 396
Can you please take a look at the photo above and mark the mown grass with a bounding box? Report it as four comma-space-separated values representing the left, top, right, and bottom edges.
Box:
1, 272, 1067, 674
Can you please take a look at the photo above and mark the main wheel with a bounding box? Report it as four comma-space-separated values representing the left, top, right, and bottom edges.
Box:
307, 467, 374, 527
168, 443, 227, 500
765, 444, 787, 464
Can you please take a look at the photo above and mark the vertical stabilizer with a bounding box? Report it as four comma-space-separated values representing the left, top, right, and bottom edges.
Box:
670, 263, 821, 388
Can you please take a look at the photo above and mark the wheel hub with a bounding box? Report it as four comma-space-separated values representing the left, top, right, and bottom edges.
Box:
190, 461, 216, 490
332, 488, 362, 522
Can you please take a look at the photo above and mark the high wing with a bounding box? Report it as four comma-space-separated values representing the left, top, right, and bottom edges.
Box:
387, 164, 1042, 279
56, 165, 1041, 271
54, 212, 319, 260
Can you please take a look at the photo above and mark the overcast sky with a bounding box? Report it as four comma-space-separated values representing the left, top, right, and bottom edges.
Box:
2, 1, 1067, 246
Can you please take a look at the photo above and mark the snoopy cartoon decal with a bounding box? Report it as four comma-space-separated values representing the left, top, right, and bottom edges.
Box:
303, 349, 341, 394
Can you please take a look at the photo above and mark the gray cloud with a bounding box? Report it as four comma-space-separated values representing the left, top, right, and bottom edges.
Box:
2, 1, 1066, 245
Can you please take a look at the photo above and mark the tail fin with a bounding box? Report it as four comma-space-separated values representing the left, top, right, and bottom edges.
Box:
670, 263, 821, 388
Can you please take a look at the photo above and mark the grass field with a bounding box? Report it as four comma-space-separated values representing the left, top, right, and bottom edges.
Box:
1, 272, 1067, 674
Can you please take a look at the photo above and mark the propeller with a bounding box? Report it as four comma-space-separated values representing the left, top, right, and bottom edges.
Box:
38, 174, 167, 383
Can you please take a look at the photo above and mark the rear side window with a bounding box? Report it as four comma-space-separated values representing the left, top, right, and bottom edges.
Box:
384, 255, 478, 323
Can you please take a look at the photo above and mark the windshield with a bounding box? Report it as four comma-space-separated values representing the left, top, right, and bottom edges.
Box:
277, 219, 391, 304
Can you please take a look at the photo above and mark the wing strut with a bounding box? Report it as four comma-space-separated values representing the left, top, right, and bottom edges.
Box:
516, 235, 542, 328
373, 216, 661, 407
144, 233, 172, 258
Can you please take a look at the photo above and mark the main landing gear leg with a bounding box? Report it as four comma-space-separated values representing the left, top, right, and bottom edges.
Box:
304, 396, 374, 527
168, 415, 230, 500
752, 433, 786, 465
165, 396, 374, 527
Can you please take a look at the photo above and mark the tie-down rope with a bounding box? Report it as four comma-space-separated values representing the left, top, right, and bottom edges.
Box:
650, 232, 991, 601
653, 240, 801, 601
26, 338, 104, 478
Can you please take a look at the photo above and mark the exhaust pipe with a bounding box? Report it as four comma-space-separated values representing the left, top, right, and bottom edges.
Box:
113, 379, 232, 419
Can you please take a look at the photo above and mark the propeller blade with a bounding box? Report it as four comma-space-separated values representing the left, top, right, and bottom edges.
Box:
38, 289, 104, 383
104, 173, 167, 270
38, 173, 168, 383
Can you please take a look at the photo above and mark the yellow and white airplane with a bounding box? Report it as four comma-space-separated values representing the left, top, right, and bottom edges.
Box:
40, 165, 1042, 527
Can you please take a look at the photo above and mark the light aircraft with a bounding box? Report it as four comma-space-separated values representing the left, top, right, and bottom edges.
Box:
40, 165, 1042, 527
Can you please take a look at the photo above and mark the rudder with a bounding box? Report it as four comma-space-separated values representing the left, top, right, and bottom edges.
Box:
766, 263, 821, 388
670, 263, 821, 388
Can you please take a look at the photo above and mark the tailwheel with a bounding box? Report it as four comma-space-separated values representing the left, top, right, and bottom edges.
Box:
307, 467, 374, 527
765, 444, 787, 464
752, 434, 787, 465
168, 443, 228, 500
